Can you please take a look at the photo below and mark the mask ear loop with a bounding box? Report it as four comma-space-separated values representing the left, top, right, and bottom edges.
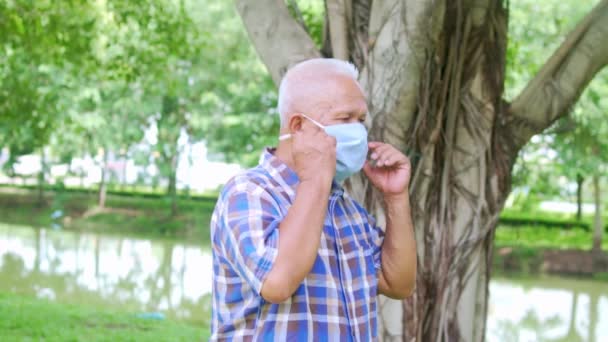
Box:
278, 114, 325, 141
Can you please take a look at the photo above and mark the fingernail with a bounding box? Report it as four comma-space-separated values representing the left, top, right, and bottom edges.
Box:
371, 153, 378, 159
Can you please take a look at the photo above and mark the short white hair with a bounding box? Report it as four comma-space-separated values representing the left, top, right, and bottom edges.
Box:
277, 58, 359, 127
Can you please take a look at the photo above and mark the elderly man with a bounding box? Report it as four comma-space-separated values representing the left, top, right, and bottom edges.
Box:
210, 58, 417, 341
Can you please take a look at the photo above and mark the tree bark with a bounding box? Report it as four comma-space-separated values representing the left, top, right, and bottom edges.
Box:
167, 157, 178, 217
121, 155, 128, 192
234, 0, 321, 84
592, 174, 603, 253
158, 95, 182, 218
235, 0, 608, 340
576, 173, 584, 221
326, 0, 350, 60
98, 148, 109, 209
37, 148, 47, 206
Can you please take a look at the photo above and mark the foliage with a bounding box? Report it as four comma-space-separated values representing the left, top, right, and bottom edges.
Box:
0, 292, 209, 341
505, 0, 597, 100
286, 0, 325, 48
552, 68, 608, 179
0, 0, 281, 202
507, 0, 607, 195
0, 0, 98, 160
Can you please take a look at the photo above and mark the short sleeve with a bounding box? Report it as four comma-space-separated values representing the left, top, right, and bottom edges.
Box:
365, 213, 385, 270
216, 183, 281, 295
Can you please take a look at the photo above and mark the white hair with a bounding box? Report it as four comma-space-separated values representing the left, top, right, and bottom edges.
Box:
277, 58, 359, 127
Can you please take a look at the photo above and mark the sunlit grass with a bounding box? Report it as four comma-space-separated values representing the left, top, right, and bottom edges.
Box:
1, 185, 605, 251
495, 225, 608, 251
0, 293, 209, 341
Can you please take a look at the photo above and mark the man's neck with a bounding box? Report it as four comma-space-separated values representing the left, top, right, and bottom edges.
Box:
274, 141, 297, 172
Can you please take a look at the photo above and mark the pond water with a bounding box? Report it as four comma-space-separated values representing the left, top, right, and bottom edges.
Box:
0, 223, 212, 324
1, 223, 607, 339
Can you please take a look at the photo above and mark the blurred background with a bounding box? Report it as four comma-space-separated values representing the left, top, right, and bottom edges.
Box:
0, 0, 606, 341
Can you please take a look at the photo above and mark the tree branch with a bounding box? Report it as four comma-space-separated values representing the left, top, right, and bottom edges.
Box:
326, 0, 350, 60
508, 0, 608, 147
234, 0, 321, 86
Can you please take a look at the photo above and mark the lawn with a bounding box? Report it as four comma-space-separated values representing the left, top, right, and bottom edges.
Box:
1, 185, 605, 249
0, 293, 209, 342
494, 225, 608, 251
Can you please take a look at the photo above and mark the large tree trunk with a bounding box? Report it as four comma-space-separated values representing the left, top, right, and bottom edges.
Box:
235, 0, 608, 340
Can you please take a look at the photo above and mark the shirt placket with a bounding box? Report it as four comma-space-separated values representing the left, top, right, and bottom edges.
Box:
330, 193, 358, 341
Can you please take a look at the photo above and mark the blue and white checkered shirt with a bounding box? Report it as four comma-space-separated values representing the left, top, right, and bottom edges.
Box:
210, 148, 384, 341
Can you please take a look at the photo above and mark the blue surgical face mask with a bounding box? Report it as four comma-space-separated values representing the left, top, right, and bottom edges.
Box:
279, 114, 368, 183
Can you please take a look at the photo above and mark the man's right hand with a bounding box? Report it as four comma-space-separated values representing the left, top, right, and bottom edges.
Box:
261, 122, 336, 304
291, 123, 336, 185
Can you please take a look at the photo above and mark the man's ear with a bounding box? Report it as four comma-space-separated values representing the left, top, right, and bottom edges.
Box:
287, 114, 303, 134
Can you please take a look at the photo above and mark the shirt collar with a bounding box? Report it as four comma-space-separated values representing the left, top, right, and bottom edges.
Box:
259, 148, 344, 197
259, 148, 299, 188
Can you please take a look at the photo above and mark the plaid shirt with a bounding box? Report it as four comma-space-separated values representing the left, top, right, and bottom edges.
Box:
210, 148, 384, 341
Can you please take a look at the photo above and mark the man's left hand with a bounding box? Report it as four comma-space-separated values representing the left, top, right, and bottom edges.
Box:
363, 142, 411, 197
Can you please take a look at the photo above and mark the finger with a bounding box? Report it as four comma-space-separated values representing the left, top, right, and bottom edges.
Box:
368, 141, 384, 149
369, 145, 393, 163
368, 143, 385, 156
379, 152, 402, 167
376, 149, 405, 168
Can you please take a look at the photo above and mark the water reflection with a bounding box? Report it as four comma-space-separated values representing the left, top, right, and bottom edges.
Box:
2, 223, 608, 339
487, 276, 608, 341
0, 223, 212, 323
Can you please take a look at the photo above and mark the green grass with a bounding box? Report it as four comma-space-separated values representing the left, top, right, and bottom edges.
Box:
1, 185, 605, 251
495, 225, 608, 251
499, 208, 607, 231
0, 293, 209, 342
493, 225, 607, 277
593, 272, 608, 281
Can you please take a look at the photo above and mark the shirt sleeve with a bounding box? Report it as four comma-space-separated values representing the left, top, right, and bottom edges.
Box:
217, 182, 281, 295
365, 212, 385, 270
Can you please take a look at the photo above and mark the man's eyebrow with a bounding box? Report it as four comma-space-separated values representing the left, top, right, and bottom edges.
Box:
341, 109, 364, 116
